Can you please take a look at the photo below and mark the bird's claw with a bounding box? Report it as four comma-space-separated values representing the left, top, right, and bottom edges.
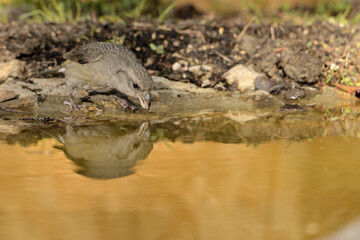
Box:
114, 95, 138, 112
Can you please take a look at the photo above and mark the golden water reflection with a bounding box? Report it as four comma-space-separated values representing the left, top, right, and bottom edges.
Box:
1, 136, 360, 240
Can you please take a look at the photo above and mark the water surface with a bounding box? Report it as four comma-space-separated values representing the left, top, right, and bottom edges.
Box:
1, 113, 360, 240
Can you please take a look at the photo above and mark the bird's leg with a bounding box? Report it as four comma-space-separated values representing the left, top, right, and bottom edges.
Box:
113, 95, 138, 112
64, 85, 81, 112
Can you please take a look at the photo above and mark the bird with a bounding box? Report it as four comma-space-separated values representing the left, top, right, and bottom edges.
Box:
62, 42, 154, 112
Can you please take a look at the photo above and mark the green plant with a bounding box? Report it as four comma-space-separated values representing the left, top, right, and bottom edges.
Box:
158, 0, 176, 22
0, 4, 8, 23
149, 43, 164, 54
19, 0, 82, 23
9, 0, 169, 23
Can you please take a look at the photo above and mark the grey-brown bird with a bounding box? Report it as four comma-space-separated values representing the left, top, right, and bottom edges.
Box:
63, 42, 153, 111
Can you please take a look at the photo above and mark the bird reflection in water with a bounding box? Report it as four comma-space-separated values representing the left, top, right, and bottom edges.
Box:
56, 122, 153, 180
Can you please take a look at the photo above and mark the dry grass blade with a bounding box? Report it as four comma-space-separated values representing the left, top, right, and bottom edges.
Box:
236, 16, 255, 42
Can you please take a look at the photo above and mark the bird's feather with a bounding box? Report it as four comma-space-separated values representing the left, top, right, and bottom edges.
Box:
63, 47, 103, 64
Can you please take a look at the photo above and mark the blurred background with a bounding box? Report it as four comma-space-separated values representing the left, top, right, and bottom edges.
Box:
0, 0, 358, 22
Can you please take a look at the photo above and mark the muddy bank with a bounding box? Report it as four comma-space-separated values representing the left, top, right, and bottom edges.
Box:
0, 17, 359, 120
1, 18, 360, 95
0, 73, 357, 120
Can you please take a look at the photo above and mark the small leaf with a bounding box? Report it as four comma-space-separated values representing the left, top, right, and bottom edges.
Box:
156, 45, 164, 54
149, 43, 157, 51
79, 35, 89, 41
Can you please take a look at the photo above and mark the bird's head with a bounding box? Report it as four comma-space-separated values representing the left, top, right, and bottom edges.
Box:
113, 63, 153, 111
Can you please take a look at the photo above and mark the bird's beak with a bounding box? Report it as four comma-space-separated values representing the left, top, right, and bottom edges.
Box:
136, 92, 151, 111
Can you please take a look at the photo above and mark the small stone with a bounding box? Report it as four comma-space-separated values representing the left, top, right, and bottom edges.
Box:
282, 52, 322, 83
173, 40, 180, 47
254, 76, 285, 94
172, 62, 182, 71
0, 90, 17, 103
218, 27, 224, 35
223, 64, 262, 92
151, 32, 156, 40
201, 79, 211, 88
310, 86, 356, 108
189, 65, 213, 74
0, 60, 26, 81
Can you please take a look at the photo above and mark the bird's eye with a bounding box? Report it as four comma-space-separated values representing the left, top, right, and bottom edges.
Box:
133, 83, 139, 89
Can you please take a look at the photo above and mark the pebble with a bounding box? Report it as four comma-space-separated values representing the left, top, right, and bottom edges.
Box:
218, 27, 224, 35
0, 90, 17, 103
151, 32, 156, 40
223, 64, 261, 92
201, 79, 211, 88
173, 41, 180, 47
172, 62, 182, 71
0, 59, 25, 81
254, 76, 285, 94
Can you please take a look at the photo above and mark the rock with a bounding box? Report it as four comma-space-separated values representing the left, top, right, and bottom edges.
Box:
152, 76, 215, 94
258, 51, 280, 75
172, 62, 182, 71
0, 60, 26, 81
173, 41, 180, 47
308, 86, 357, 108
189, 65, 213, 74
254, 76, 285, 94
201, 79, 211, 88
0, 90, 17, 103
0, 79, 37, 110
223, 64, 262, 92
281, 52, 322, 83
1, 95, 37, 110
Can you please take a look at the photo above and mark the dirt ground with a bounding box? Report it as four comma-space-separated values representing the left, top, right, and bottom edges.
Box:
1, 15, 360, 99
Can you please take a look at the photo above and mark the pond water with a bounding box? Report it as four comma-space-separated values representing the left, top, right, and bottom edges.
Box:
1, 112, 360, 240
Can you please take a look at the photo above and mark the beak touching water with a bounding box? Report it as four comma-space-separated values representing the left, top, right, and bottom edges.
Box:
136, 92, 151, 111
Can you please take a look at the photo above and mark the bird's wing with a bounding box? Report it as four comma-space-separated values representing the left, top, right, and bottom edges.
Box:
63, 44, 103, 64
